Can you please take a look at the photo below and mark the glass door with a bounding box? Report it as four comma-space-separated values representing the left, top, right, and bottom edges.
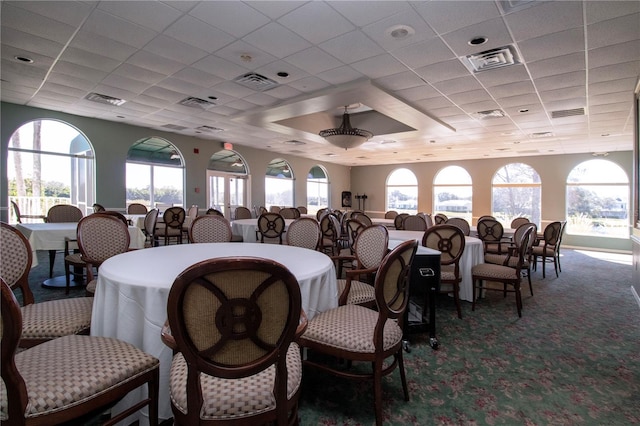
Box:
206, 171, 249, 218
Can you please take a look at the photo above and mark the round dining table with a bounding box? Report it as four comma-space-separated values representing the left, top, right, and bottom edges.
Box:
90, 242, 338, 424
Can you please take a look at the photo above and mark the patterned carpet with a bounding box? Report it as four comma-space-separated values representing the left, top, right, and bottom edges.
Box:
26, 248, 640, 425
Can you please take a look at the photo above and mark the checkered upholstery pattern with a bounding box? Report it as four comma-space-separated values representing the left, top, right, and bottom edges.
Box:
78, 215, 130, 264
189, 215, 232, 243
0, 224, 30, 287
354, 225, 388, 270
285, 218, 320, 250
301, 304, 403, 353
20, 297, 93, 339
169, 343, 301, 419
46, 204, 83, 223
337, 279, 375, 305
472, 262, 520, 280
0, 335, 158, 420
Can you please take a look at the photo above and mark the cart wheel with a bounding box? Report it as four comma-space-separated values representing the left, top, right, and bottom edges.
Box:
402, 340, 411, 353
429, 338, 439, 350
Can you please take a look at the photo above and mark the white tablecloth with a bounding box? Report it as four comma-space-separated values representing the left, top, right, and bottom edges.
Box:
388, 229, 484, 302
15, 222, 145, 267
372, 218, 396, 227
231, 218, 295, 242
91, 242, 338, 423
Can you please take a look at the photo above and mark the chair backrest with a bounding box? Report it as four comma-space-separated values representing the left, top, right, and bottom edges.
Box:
316, 208, 329, 221
286, 217, 321, 250
422, 213, 434, 228
166, 257, 301, 425
144, 208, 159, 237
345, 218, 366, 252
186, 205, 198, 219
373, 239, 417, 330
353, 224, 389, 270
394, 213, 409, 230
10, 201, 22, 223
422, 224, 466, 268
163, 207, 186, 229
95, 210, 128, 226
92, 203, 106, 213
127, 203, 148, 214
188, 215, 233, 243
402, 214, 427, 231
0, 222, 35, 305
434, 213, 448, 224
269, 205, 281, 213
234, 206, 253, 219
510, 217, 530, 228
280, 207, 298, 219
543, 221, 563, 247
446, 217, 471, 236
296, 206, 308, 214
476, 218, 504, 243
478, 215, 495, 222
257, 212, 286, 243
77, 214, 131, 267
384, 210, 398, 219
205, 208, 224, 216
353, 213, 372, 227
512, 225, 536, 271
47, 204, 83, 223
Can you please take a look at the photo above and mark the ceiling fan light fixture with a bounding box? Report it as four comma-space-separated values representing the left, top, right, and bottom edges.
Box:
319, 106, 373, 150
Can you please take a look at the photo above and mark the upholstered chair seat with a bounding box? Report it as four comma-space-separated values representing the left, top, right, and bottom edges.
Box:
20, 297, 93, 341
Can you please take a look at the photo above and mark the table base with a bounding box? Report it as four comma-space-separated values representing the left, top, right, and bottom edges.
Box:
42, 275, 83, 289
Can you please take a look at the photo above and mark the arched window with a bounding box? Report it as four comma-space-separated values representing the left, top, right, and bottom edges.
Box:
126, 137, 184, 210
492, 163, 541, 227
7, 119, 95, 221
306, 165, 328, 215
433, 166, 472, 223
206, 150, 249, 217
265, 158, 293, 210
386, 168, 418, 214
566, 159, 629, 238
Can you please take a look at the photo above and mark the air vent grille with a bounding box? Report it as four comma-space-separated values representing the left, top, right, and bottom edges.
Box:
462, 45, 520, 73
233, 72, 279, 92
196, 125, 224, 133
85, 92, 126, 106
529, 132, 554, 139
472, 109, 505, 120
161, 124, 188, 131
551, 108, 585, 118
179, 97, 216, 110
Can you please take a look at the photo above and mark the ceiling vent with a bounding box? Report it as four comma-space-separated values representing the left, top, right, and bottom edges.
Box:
497, 0, 536, 14
529, 131, 554, 138
551, 107, 585, 118
462, 45, 520, 73
233, 72, 279, 92
84, 92, 126, 106
195, 125, 224, 133
161, 124, 188, 131
472, 109, 505, 119
283, 140, 306, 146
178, 97, 216, 110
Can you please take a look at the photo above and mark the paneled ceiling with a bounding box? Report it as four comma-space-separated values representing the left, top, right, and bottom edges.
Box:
1, 1, 639, 166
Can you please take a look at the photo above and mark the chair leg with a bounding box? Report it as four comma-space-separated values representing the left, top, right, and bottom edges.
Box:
373, 360, 384, 426
64, 261, 71, 294
527, 268, 533, 296
515, 283, 522, 317
49, 250, 56, 278
554, 256, 559, 277
542, 255, 546, 278
472, 278, 478, 311
397, 351, 409, 401
453, 283, 462, 319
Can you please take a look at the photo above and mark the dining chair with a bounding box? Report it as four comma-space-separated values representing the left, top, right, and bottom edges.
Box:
421, 212, 434, 229
234, 205, 253, 219
269, 205, 282, 213
205, 207, 224, 216
257, 212, 286, 244
434, 213, 448, 224
77, 213, 132, 296
316, 207, 329, 221
159, 206, 186, 245
92, 203, 106, 213
333, 224, 390, 307
478, 215, 496, 222
10, 200, 47, 224
46, 204, 84, 279
402, 214, 427, 231
394, 213, 409, 230
384, 210, 398, 219
296, 205, 308, 214
0, 278, 160, 426
352, 212, 373, 227
285, 217, 321, 250
532, 221, 564, 278
476, 217, 506, 254
95, 210, 129, 226
299, 239, 418, 426
510, 217, 530, 228
319, 213, 341, 255
471, 225, 535, 317
188, 214, 233, 243
485, 222, 538, 295
280, 207, 298, 219
0, 222, 93, 348
143, 208, 159, 247
446, 217, 471, 236
422, 224, 466, 319
127, 203, 148, 214
161, 257, 304, 426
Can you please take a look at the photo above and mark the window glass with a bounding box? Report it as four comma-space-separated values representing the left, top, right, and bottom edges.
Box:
126, 137, 184, 209
265, 158, 293, 209
7, 119, 95, 221
433, 166, 472, 223
492, 163, 541, 228
307, 165, 328, 215
386, 168, 418, 213
566, 159, 629, 238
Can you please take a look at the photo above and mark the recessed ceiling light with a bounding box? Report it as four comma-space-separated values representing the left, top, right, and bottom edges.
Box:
518, 108, 529, 113
277, 71, 289, 78
601, 133, 610, 137
14, 56, 33, 63
429, 140, 436, 144
468, 36, 488, 46
385, 25, 415, 40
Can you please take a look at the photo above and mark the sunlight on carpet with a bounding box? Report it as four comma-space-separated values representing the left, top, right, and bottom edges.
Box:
574, 249, 632, 265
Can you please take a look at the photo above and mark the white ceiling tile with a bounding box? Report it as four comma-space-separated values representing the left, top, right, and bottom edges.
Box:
6, 0, 94, 26
527, 52, 585, 79
214, 40, 278, 69
391, 38, 455, 69
244, 23, 312, 59
1, 45, 55, 71
112, 63, 166, 84
286, 76, 332, 93
350, 54, 408, 79
361, 9, 437, 51
441, 17, 514, 58
589, 91, 633, 106
1, 27, 65, 58
48, 72, 96, 91
1, 3, 77, 44
539, 86, 586, 102
589, 40, 640, 70
589, 77, 638, 95
328, 1, 411, 27
246, 1, 306, 20
163, 15, 236, 53
127, 50, 185, 75
260, 84, 303, 100
284, 47, 344, 74
319, 30, 385, 64
243, 92, 279, 107
191, 55, 250, 80
496, 93, 542, 108
416, 59, 471, 83
156, 77, 207, 96
69, 30, 138, 62
171, 67, 224, 88
505, 1, 583, 42
253, 60, 311, 84
141, 85, 186, 102
143, 35, 209, 65
432, 76, 483, 95
315, 66, 364, 85
189, 1, 270, 38
394, 84, 442, 102
59, 47, 122, 72
517, 28, 585, 63
212, 81, 257, 98
40, 82, 87, 98
490, 80, 536, 98
82, 9, 157, 49
535, 71, 586, 91
473, 64, 531, 88
97, 1, 183, 32
449, 89, 494, 105
278, 1, 355, 44
413, 1, 501, 34
587, 13, 640, 50
589, 61, 640, 84
90, 84, 139, 102
375, 71, 425, 92
52, 60, 109, 82
585, 0, 640, 24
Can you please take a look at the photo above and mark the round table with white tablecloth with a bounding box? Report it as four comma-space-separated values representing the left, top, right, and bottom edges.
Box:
90, 242, 338, 424
388, 229, 484, 302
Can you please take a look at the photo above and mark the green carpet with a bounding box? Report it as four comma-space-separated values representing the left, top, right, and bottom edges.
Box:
26, 248, 640, 425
